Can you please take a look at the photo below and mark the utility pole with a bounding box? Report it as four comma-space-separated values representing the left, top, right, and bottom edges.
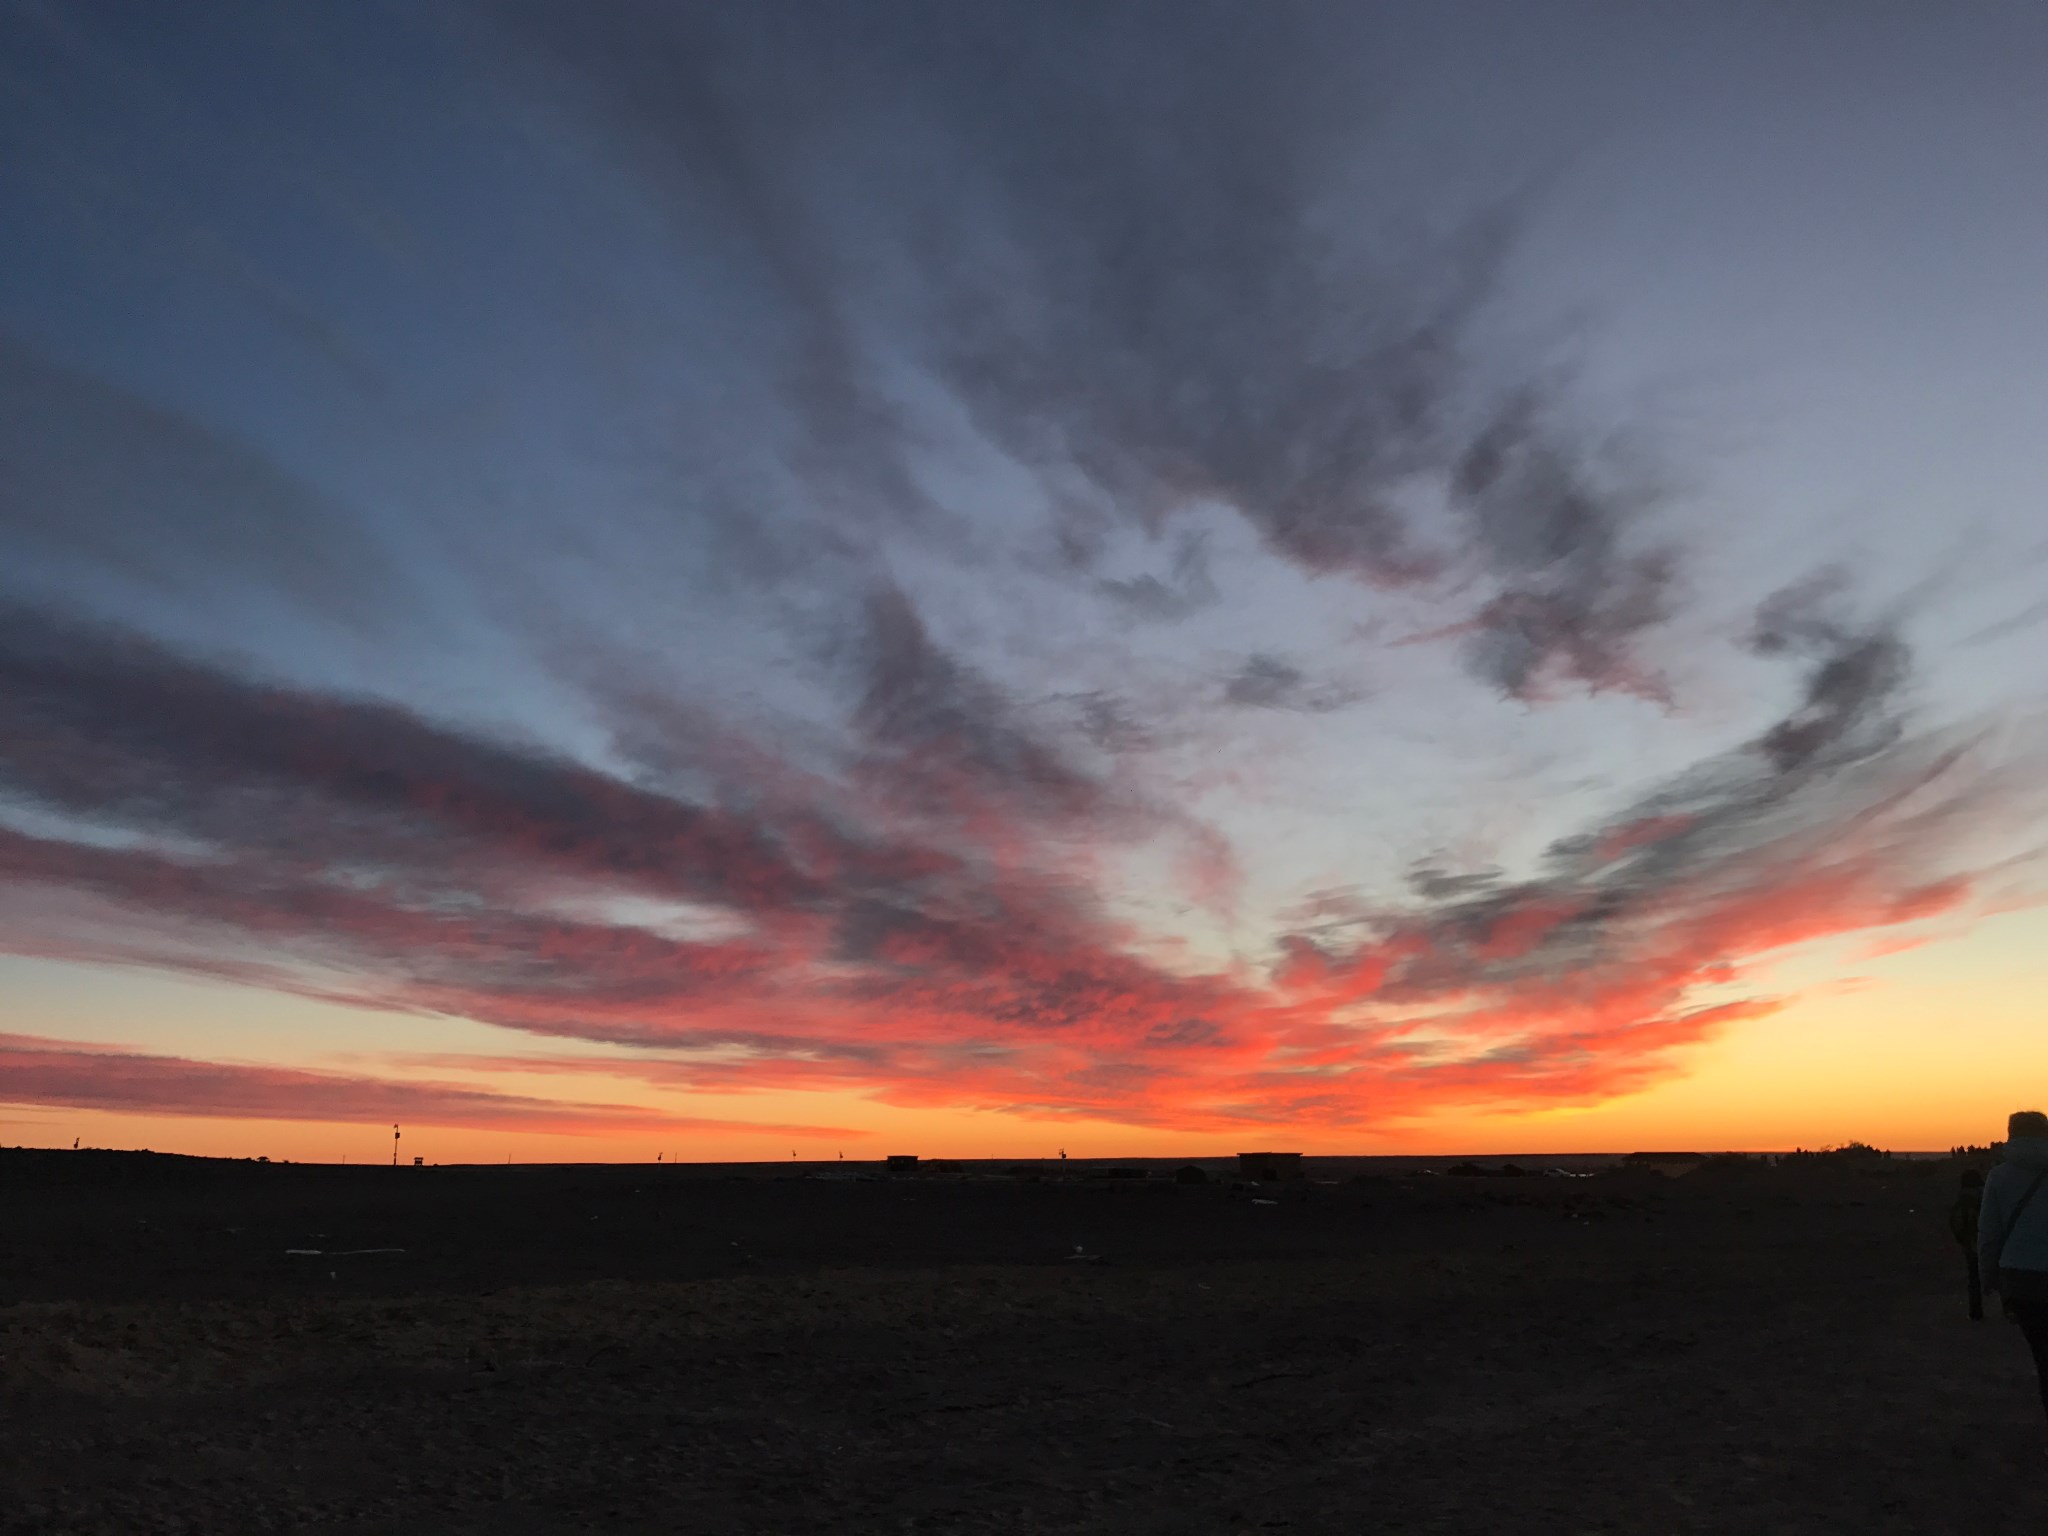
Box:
392, 1124, 400, 1167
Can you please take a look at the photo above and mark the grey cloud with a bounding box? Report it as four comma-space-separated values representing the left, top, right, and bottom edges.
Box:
0, 607, 1235, 1063
1284, 584, 1961, 1021
848, 587, 1251, 909
1405, 862, 1505, 903
1098, 531, 1221, 621
482, 2, 1681, 698
477, 0, 940, 553
1224, 656, 1306, 710
1221, 654, 1359, 714
1454, 397, 1678, 698
1961, 595, 2048, 648
1749, 571, 1910, 771
1145, 1017, 1229, 1048
0, 335, 399, 622
1070, 692, 1154, 754
853, 585, 1107, 824
0, 604, 837, 918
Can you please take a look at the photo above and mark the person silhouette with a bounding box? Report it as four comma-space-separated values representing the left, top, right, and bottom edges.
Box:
1978, 1109, 2048, 1445
1952, 1166, 1987, 1319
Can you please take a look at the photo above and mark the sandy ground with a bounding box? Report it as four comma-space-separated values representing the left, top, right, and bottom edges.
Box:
2, 1152, 2043, 1533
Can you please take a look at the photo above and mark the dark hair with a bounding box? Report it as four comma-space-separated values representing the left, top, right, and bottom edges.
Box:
2009, 1110, 2048, 1139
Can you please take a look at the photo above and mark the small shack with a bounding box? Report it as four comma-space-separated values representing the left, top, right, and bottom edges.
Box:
1237, 1151, 1304, 1182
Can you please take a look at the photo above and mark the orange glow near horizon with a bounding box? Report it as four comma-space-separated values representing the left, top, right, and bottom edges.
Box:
10, 901, 2043, 1164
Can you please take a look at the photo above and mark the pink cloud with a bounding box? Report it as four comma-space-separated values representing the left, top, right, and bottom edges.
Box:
0, 1033, 864, 1139
0, 603, 2039, 1134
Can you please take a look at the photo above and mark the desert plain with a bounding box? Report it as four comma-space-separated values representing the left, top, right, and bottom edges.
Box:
1, 1147, 2042, 1534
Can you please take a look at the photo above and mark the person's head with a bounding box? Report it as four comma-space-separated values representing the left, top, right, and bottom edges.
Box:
1961, 1167, 1984, 1189
2008, 1109, 2048, 1141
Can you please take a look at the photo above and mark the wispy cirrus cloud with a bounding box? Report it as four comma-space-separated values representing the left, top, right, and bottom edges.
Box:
480, 0, 1682, 701
0, 583, 2033, 1132
1269, 590, 2030, 1111
852, 584, 1110, 832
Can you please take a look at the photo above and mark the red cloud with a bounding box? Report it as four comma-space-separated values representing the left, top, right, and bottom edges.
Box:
0, 606, 2037, 1135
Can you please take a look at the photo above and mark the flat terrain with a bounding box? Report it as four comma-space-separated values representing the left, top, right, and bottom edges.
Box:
1, 1150, 2041, 1534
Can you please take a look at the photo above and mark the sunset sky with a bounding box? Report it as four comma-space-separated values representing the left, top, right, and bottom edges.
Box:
3, 2, 2046, 1163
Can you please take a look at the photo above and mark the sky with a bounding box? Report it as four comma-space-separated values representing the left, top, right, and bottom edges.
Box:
3, 1, 2046, 1162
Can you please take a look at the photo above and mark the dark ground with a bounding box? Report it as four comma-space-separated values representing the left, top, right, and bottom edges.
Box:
1, 1149, 2041, 1534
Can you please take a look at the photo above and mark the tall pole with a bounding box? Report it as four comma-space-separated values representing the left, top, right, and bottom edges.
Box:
392, 1124, 400, 1167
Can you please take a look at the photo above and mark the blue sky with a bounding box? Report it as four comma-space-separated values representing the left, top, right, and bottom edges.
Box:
2, 2, 2045, 1157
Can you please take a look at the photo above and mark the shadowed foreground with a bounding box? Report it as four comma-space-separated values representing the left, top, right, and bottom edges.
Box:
1, 1152, 2041, 1534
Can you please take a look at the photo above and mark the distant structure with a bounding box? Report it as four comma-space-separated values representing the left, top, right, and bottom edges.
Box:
1780, 1142, 1889, 1165
880, 1155, 962, 1177
1625, 1151, 1705, 1178
1237, 1151, 1304, 1182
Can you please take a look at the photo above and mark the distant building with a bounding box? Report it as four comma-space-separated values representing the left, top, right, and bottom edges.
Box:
885, 1154, 920, 1174
1625, 1151, 1703, 1178
1237, 1151, 1304, 1182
